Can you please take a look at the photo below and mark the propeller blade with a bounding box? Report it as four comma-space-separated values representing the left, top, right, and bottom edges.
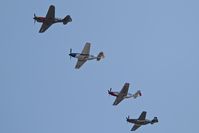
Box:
33, 13, 36, 24
69, 48, 72, 60
126, 115, 130, 120
108, 88, 112, 94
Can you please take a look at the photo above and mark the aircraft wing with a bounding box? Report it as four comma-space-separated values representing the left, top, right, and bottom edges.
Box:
138, 111, 147, 120
39, 5, 55, 33
81, 42, 91, 55
46, 5, 55, 19
131, 124, 141, 131
112, 83, 130, 105
119, 83, 130, 96
39, 23, 52, 33
113, 95, 124, 105
75, 59, 87, 69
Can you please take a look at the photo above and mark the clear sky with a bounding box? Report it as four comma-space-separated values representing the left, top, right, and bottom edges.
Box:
1, 0, 199, 133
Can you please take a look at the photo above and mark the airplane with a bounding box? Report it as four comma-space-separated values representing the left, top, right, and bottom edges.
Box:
108, 83, 142, 105
69, 42, 105, 69
126, 111, 158, 131
33, 5, 72, 33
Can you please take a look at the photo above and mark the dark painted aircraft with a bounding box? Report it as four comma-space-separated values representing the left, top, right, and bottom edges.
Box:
126, 111, 158, 131
33, 5, 72, 33
108, 83, 141, 105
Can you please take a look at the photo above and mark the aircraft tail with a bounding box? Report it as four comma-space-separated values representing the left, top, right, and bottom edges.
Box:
151, 117, 158, 124
132, 90, 142, 99
63, 15, 72, 25
97, 52, 105, 61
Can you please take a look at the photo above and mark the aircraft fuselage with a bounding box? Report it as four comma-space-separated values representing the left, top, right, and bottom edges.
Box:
34, 17, 64, 24
69, 53, 97, 60
127, 118, 151, 125
108, 91, 133, 98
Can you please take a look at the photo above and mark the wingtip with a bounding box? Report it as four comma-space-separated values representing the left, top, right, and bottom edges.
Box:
125, 82, 130, 85
50, 5, 55, 8
143, 111, 147, 114
112, 103, 117, 106
85, 42, 91, 46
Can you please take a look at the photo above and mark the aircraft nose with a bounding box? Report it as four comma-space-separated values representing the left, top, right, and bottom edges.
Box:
126, 116, 130, 121
33, 14, 36, 19
33, 15, 37, 23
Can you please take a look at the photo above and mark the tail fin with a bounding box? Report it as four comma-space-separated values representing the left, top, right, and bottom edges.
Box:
63, 15, 72, 25
97, 52, 105, 61
132, 90, 142, 99
151, 117, 158, 124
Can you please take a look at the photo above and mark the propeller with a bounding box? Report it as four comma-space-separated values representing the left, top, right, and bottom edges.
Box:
33, 13, 36, 24
108, 88, 112, 94
69, 48, 72, 60
126, 115, 130, 121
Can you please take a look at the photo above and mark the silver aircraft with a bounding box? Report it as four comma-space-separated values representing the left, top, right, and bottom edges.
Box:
69, 42, 105, 69
126, 111, 158, 131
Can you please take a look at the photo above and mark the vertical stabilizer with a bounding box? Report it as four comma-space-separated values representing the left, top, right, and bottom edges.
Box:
132, 90, 142, 98
97, 52, 105, 61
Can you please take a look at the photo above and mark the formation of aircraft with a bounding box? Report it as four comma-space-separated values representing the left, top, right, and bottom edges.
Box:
69, 42, 105, 69
33, 5, 72, 33
108, 83, 142, 105
33, 4, 158, 132
126, 111, 158, 131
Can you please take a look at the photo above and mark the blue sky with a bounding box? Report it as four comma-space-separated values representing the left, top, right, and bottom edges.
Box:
1, 0, 199, 133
